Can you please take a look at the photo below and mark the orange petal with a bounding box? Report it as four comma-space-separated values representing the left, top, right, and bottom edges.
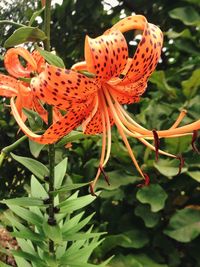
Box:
31, 64, 98, 104
109, 77, 147, 103
83, 106, 103, 134
84, 29, 128, 82
109, 15, 147, 33
108, 85, 141, 105
84, 105, 114, 134
11, 96, 95, 144
27, 50, 45, 74
111, 15, 163, 86
0, 73, 19, 97
71, 61, 87, 71
33, 98, 48, 124
4, 47, 37, 78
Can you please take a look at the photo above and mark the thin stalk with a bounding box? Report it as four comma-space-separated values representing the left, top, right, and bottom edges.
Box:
0, 135, 27, 167
0, 20, 25, 27
43, 0, 55, 255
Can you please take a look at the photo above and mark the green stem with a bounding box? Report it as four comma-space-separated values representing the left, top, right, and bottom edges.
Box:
0, 135, 27, 167
0, 20, 25, 27
43, 0, 55, 255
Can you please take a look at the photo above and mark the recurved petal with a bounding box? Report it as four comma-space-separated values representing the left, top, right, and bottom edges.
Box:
11, 96, 95, 144
31, 64, 98, 104
109, 85, 141, 105
27, 50, 45, 74
109, 76, 147, 104
0, 73, 19, 97
4, 47, 37, 78
111, 15, 163, 86
84, 29, 128, 82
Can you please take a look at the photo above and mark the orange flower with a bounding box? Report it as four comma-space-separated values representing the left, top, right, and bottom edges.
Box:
10, 15, 200, 191
0, 47, 62, 124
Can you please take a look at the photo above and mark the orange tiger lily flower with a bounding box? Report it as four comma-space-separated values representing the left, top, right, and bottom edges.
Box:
10, 15, 200, 192
0, 47, 57, 123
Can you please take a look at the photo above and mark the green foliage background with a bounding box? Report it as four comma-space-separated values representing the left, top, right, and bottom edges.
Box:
0, 0, 200, 266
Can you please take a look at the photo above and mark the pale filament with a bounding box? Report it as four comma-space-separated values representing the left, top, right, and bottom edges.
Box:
99, 90, 112, 167
110, 95, 199, 138
82, 95, 99, 132
103, 85, 145, 178
91, 102, 107, 189
170, 109, 187, 129
114, 103, 177, 159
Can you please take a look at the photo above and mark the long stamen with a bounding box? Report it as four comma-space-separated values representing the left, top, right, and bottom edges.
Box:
170, 109, 187, 129
90, 96, 107, 193
82, 95, 99, 132
112, 92, 199, 139
103, 85, 145, 179
99, 90, 112, 167
113, 96, 150, 132
114, 103, 177, 158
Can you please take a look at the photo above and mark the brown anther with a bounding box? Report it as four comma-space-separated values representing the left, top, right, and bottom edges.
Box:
191, 130, 200, 154
152, 129, 160, 161
176, 155, 185, 175
99, 165, 110, 186
137, 173, 150, 187
89, 183, 98, 197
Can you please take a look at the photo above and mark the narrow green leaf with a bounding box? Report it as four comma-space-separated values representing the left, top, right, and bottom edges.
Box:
52, 182, 90, 195
11, 152, 49, 180
7, 205, 43, 226
31, 175, 48, 198
164, 208, 200, 242
0, 197, 44, 207
57, 131, 91, 147
43, 221, 62, 244
17, 238, 36, 255
62, 213, 95, 236
36, 46, 65, 68
63, 232, 105, 241
12, 228, 45, 241
11, 250, 46, 267
55, 157, 68, 188
14, 257, 32, 267
29, 7, 45, 26
4, 26, 47, 48
29, 139, 45, 158
136, 184, 168, 212
62, 212, 85, 232
58, 193, 98, 213
23, 108, 43, 131
60, 239, 103, 263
